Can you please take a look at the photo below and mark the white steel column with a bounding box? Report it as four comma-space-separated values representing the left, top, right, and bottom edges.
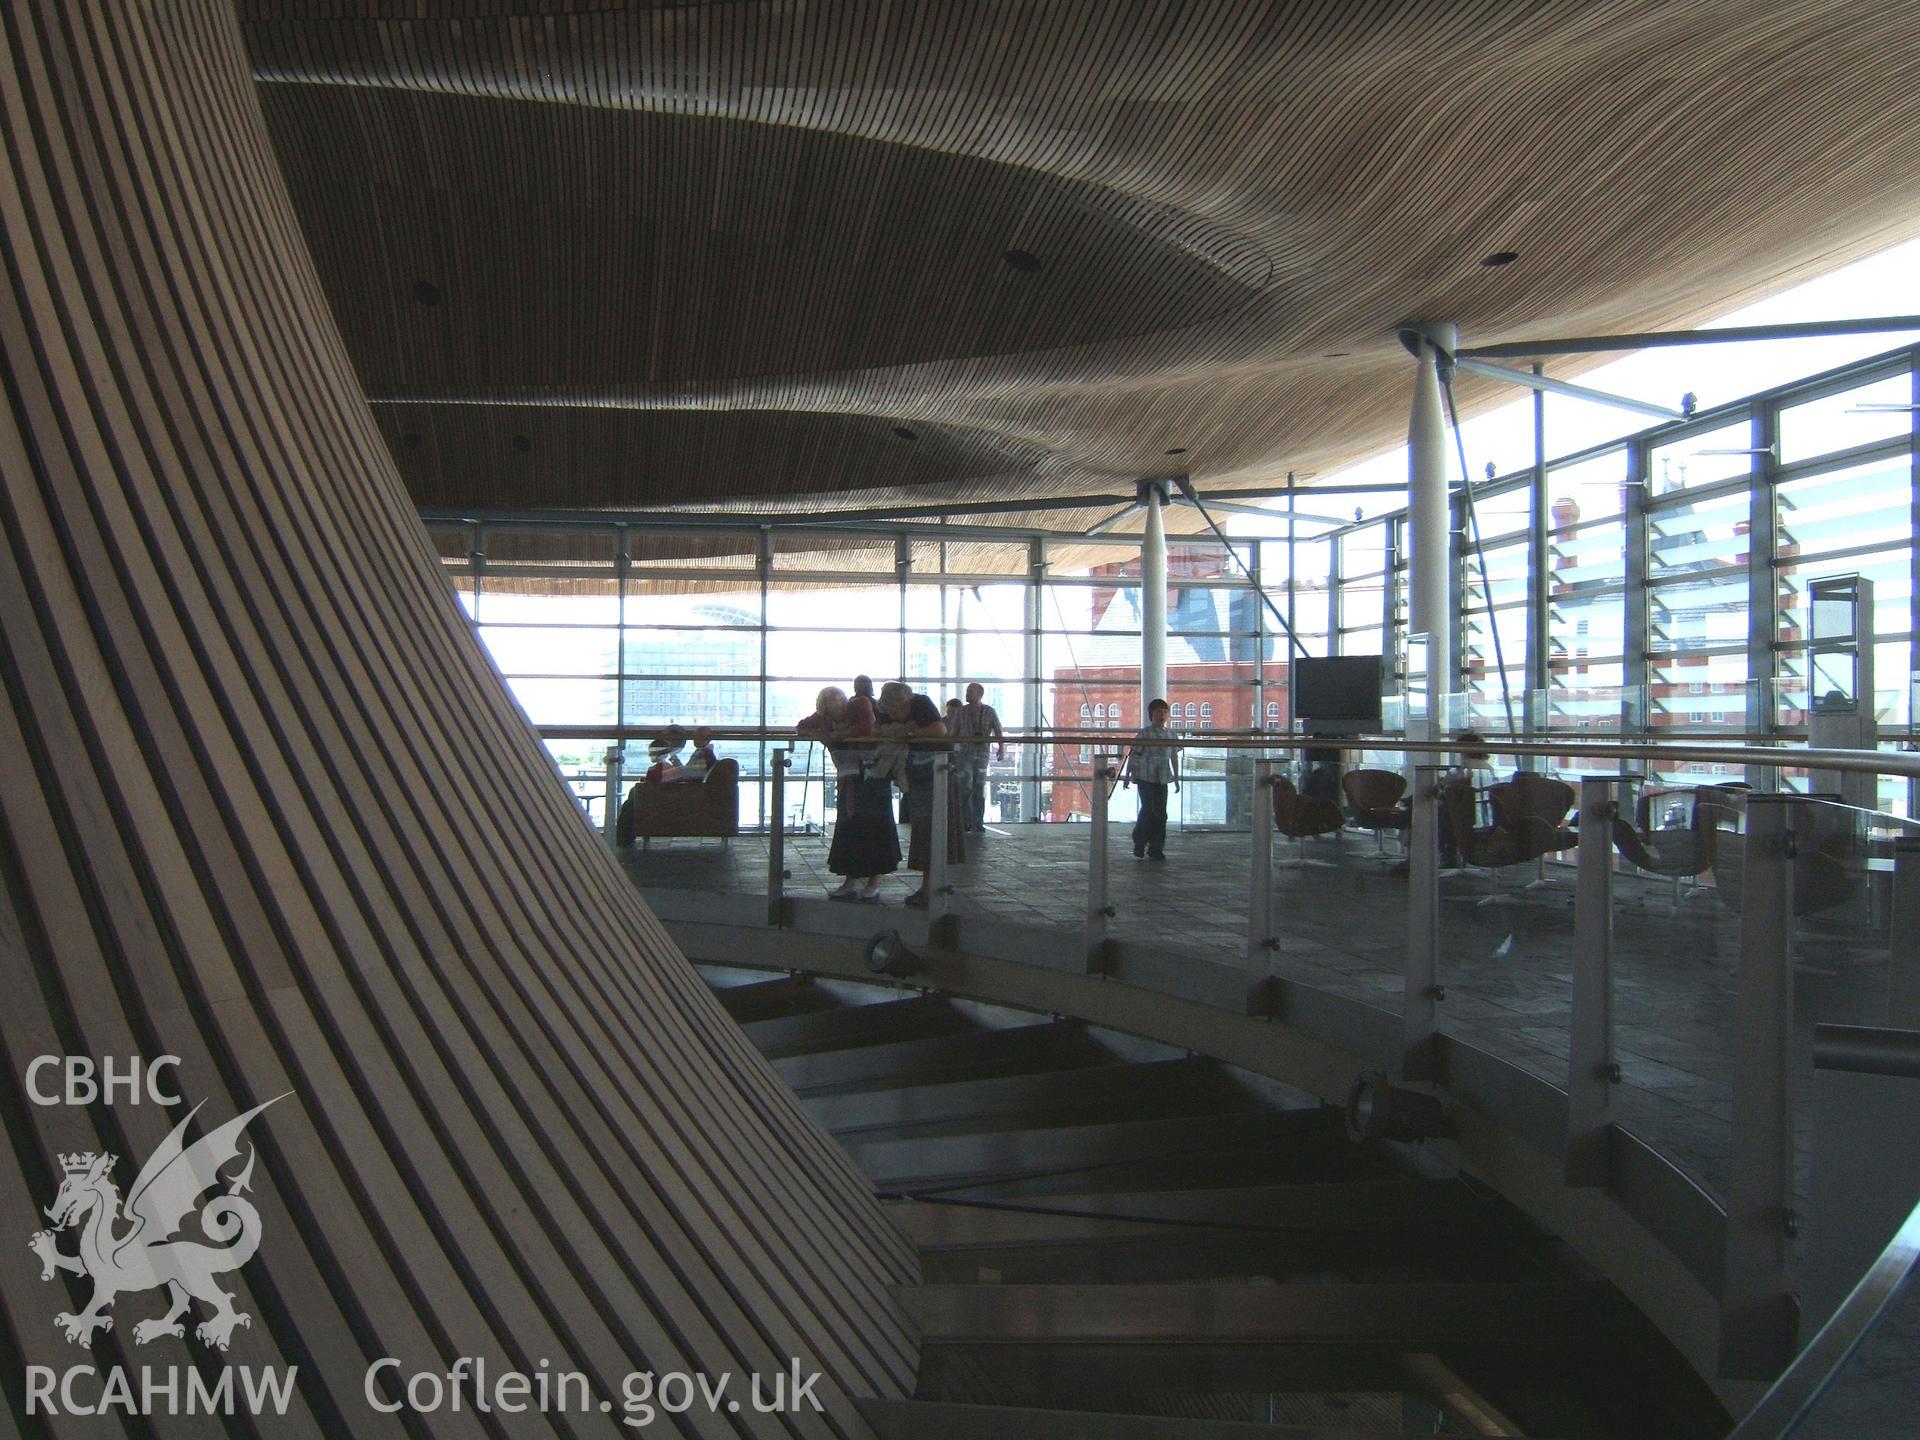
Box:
1141, 479, 1168, 715
1404, 324, 1456, 723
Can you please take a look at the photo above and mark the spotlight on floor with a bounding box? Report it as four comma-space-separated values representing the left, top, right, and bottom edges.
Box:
1344, 1070, 1451, 1144
865, 930, 925, 978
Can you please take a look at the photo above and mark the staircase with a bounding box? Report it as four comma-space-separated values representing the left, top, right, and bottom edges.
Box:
703, 965, 1731, 1438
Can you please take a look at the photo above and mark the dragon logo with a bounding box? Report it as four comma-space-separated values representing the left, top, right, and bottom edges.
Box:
27, 1096, 285, 1352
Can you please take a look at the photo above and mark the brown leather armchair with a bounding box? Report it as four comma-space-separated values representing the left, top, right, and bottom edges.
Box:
1440, 774, 1574, 902
1273, 775, 1345, 865
1610, 784, 1717, 909
617, 758, 741, 845
1341, 768, 1409, 853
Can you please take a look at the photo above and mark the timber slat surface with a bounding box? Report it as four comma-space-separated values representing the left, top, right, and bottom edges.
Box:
233, 0, 1920, 554
0, 6, 917, 1437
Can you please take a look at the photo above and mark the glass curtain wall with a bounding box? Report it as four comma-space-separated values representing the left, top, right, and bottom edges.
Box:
432, 342, 1920, 828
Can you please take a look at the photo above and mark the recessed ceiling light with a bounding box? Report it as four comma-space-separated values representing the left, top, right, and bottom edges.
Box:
1164, 447, 1187, 455
1480, 251, 1519, 267
511, 434, 532, 452
1002, 248, 1044, 273
891, 426, 918, 442
413, 280, 443, 305
402, 431, 423, 449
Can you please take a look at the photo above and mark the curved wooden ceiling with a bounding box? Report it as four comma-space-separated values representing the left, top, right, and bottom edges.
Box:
241, 0, 1920, 527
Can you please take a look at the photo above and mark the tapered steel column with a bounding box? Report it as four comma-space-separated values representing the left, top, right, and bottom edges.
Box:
1141, 480, 1169, 716
1403, 325, 1457, 717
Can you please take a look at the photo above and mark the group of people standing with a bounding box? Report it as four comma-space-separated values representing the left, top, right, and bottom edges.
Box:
797, 678, 1003, 905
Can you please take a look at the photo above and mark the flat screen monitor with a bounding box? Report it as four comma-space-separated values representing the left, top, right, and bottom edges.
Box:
1294, 655, 1383, 734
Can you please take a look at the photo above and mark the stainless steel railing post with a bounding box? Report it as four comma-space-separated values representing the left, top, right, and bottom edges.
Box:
1085, 754, 1114, 973
927, 752, 953, 940
767, 747, 789, 929
1247, 758, 1276, 1015
602, 742, 624, 843
1403, 765, 1444, 1082
1566, 775, 1621, 1186
1721, 793, 1800, 1380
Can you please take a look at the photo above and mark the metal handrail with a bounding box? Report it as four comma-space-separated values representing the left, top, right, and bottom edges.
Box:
1728, 1026, 1920, 1437
550, 726, 1920, 778
611, 723, 1920, 1405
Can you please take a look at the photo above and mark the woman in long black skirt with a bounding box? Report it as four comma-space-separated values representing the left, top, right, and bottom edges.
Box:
798, 683, 899, 901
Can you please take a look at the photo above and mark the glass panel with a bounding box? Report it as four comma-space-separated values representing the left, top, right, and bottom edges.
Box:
545, 737, 614, 829
1544, 660, 1629, 731
1649, 571, 1751, 654
1465, 602, 1526, 668
1547, 518, 1626, 588
1290, 537, 1334, 656
502, 676, 618, 727
767, 579, 899, 630
1776, 549, 1913, 649
1648, 488, 1751, 578
1169, 586, 1260, 638
901, 639, 1026, 683
620, 677, 760, 730
1431, 766, 1581, 1096
1777, 458, 1915, 561
624, 591, 759, 628
1338, 574, 1386, 634
1778, 372, 1915, 463
1650, 418, 1754, 492
1776, 640, 1915, 730
1546, 449, 1630, 524
624, 627, 761, 678
1649, 651, 1750, 733
765, 629, 899, 677
479, 589, 621, 626
1548, 588, 1627, 667
1466, 481, 1530, 541
1464, 540, 1529, 608
481, 626, 618, 677
1340, 525, 1388, 578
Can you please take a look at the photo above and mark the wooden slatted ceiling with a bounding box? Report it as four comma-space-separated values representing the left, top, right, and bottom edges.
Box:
0, 3, 916, 1435
235, 0, 1920, 523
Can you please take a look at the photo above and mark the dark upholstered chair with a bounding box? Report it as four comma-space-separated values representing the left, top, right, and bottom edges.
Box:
1440, 774, 1574, 902
1273, 775, 1346, 866
1487, 772, 1579, 854
1610, 785, 1718, 909
1341, 768, 1409, 854
617, 757, 741, 845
